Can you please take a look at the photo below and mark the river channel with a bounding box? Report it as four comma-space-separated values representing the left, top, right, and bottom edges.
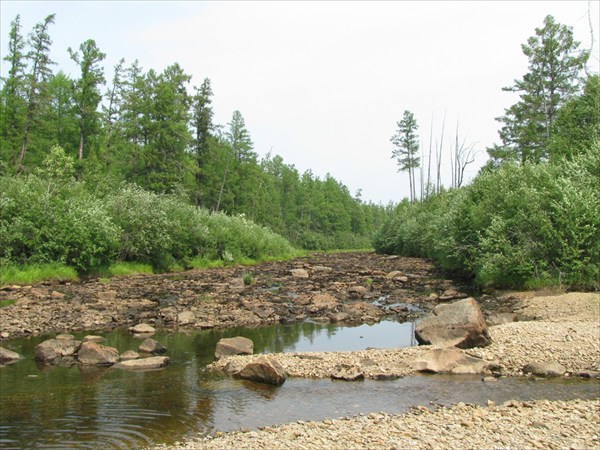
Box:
1, 320, 598, 449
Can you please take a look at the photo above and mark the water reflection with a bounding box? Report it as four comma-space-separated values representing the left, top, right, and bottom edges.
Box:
1, 320, 598, 449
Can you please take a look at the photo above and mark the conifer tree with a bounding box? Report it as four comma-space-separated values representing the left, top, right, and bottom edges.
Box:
391, 110, 420, 202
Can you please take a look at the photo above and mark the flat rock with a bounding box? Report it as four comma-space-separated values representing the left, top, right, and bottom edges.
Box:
330, 364, 365, 381
215, 337, 254, 360
410, 348, 495, 374
83, 335, 104, 343
523, 362, 566, 377
129, 323, 155, 334
114, 356, 170, 370
56, 334, 75, 340
177, 310, 196, 325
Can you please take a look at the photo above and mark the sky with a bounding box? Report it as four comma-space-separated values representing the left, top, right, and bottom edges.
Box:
1, 1, 598, 204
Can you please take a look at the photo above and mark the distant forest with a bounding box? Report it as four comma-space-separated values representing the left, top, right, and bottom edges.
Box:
0, 13, 390, 256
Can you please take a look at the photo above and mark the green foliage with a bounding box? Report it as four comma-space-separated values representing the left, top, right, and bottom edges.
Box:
493, 15, 589, 165
375, 144, 600, 290
0, 262, 78, 287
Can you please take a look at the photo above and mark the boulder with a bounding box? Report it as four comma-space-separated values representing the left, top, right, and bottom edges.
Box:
385, 271, 408, 282
215, 336, 254, 360
309, 293, 338, 313
77, 342, 120, 365
129, 323, 155, 334
114, 356, 170, 371
138, 338, 167, 354
236, 356, 287, 385
290, 269, 309, 279
415, 298, 491, 348
312, 266, 332, 273
410, 348, 495, 374
523, 362, 566, 378
330, 364, 365, 381
35, 339, 82, 363
0, 346, 22, 362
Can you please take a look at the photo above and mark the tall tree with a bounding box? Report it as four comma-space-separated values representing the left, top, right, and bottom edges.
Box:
17, 13, 55, 172
494, 15, 589, 164
0, 15, 27, 168
190, 78, 214, 206
68, 39, 106, 161
102, 58, 126, 167
391, 110, 420, 202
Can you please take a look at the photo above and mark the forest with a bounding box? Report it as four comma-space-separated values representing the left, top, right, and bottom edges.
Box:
1, 13, 598, 291
0, 13, 389, 280
376, 16, 599, 290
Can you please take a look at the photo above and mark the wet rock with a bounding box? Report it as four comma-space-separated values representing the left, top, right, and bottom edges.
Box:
35, 339, 82, 363
114, 356, 170, 370
329, 312, 351, 323
330, 364, 364, 381
56, 334, 75, 340
83, 335, 104, 343
577, 370, 600, 379
236, 356, 287, 385
0, 346, 22, 362
138, 338, 167, 354
77, 342, 120, 365
215, 336, 254, 360
129, 323, 155, 334
415, 298, 491, 349
291, 269, 309, 279
523, 362, 566, 377
410, 348, 495, 374
120, 350, 140, 361
177, 310, 196, 325
0, 332, 9, 339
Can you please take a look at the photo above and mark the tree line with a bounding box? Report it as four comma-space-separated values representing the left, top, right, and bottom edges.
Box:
378, 15, 599, 290
0, 13, 389, 254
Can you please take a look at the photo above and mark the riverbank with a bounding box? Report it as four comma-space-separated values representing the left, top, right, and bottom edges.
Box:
158, 291, 599, 450
155, 398, 599, 450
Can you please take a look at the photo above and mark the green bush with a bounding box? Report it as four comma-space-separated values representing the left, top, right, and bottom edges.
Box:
374, 143, 600, 290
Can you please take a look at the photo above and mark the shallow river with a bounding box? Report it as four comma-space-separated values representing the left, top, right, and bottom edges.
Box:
1, 321, 598, 449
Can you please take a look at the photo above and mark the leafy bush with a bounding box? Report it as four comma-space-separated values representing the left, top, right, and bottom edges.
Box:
374, 143, 600, 290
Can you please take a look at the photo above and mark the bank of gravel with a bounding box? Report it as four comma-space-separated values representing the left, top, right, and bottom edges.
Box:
209, 292, 600, 378
162, 292, 599, 450
156, 399, 599, 450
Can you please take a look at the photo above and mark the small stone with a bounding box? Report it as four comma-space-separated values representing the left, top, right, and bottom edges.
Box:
55, 334, 75, 340
129, 323, 155, 334
138, 338, 167, 354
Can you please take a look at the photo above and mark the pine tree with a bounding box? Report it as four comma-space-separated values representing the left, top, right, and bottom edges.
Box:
495, 15, 589, 164
391, 110, 420, 202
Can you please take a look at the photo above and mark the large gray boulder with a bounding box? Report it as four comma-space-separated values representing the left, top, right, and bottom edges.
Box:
77, 342, 120, 365
410, 348, 496, 374
415, 298, 491, 348
215, 336, 254, 360
114, 356, 170, 371
35, 339, 82, 363
523, 362, 566, 377
0, 346, 23, 362
236, 356, 287, 385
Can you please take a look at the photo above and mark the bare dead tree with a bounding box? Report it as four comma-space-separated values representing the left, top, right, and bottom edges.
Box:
452, 121, 478, 188
426, 113, 434, 198
435, 111, 446, 194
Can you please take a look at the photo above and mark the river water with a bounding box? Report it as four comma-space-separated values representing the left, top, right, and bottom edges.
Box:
1, 320, 598, 449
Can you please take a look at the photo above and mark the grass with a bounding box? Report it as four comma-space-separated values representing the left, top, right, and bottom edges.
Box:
0, 263, 78, 287
0, 299, 17, 308
107, 262, 154, 277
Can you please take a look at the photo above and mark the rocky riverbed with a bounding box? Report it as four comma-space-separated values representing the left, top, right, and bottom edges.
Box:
1, 252, 598, 449
0, 252, 468, 341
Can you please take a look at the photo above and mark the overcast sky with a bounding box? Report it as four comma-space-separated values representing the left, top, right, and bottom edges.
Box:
1, 1, 598, 204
